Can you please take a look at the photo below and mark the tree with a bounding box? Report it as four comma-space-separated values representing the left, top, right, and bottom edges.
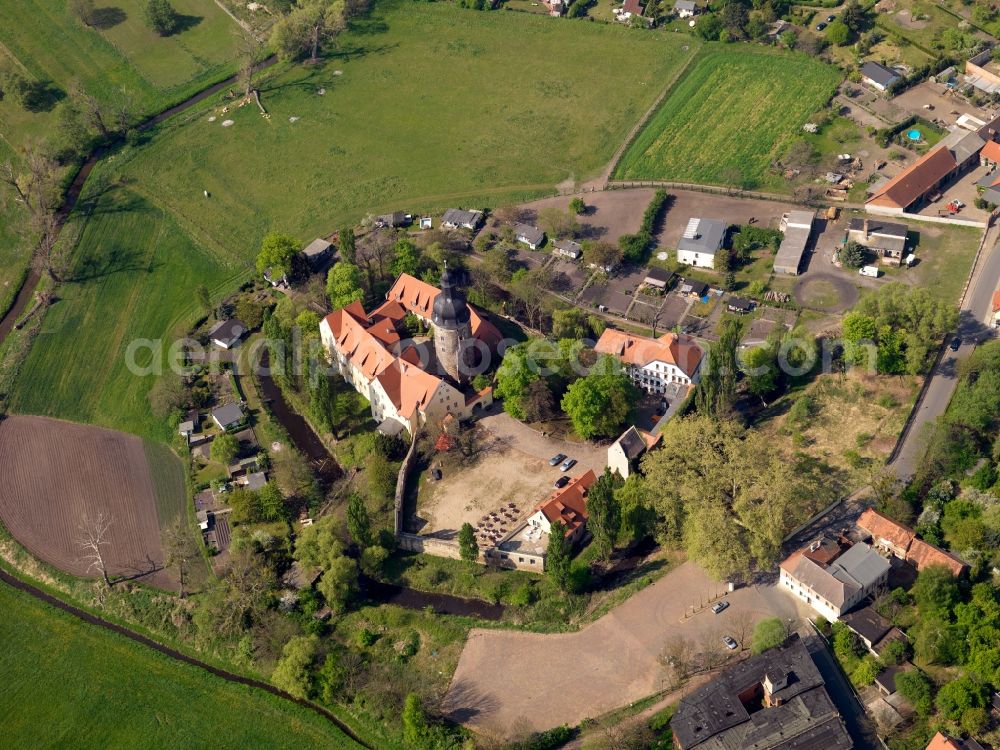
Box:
912, 564, 961, 620
936, 675, 987, 720
1, 142, 65, 283
271, 0, 347, 64
458, 522, 479, 563
54, 100, 90, 158
228, 487, 263, 524
741, 344, 778, 403
402, 693, 428, 747
318, 555, 358, 614
195, 284, 213, 315
751, 617, 787, 654
538, 207, 579, 240
144, 0, 180, 35
346, 493, 374, 548
68, 0, 95, 25
840, 0, 869, 34
697, 318, 741, 418
694, 12, 723, 40
76, 511, 114, 586
560, 355, 637, 439
271, 635, 319, 699
257, 482, 286, 521
583, 240, 623, 272
552, 307, 589, 341
895, 669, 934, 716
211, 433, 239, 465
148, 370, 189, 419
338, 226, 356, 263
587, 468, 622, 560
391, 238, 421, 277
163, 514, 198, 597
326, 262, 365, 308
853, 656, 880, 686
521, 379, 556, 423
779, 28, 797, 49
68, 79, 110, 139
360, 545, 389, 577
481, 246, 514, 284
546, 521, 572, 591
616, 475, 652, 546
825, 20, 850, 45
235, 297, 265, 330
256, 232, 299, 280
838, 240, 867, 268
569, 197, 586, 215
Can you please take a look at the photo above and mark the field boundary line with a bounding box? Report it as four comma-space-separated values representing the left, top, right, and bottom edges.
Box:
0, 565, 373, 749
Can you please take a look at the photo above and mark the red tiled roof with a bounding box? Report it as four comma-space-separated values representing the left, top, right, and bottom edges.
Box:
536, 469, 597, 535
992, 289, 1000, 313
858, 508, 966, 576
925, 732, 963, 750
981, 140, 1000, 164
857, 508, 914, 552
373, 359, 444, 422
907, 538, 967, 577
594, 329, 703, 378
867, 146, 957, 210
622, 0, 644, 14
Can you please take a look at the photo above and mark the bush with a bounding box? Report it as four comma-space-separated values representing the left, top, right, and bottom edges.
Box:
751, 617, 786, 654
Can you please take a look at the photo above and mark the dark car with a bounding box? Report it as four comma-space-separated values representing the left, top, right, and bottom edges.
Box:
711, 601, 729, 614
950, 336, 962, 352
816, 21, 827, 30
549, 453, 566, 467
826, 14, 835, 21
431, 468, 442, 481
554, 475, 571, 489
657, 398, 669, 416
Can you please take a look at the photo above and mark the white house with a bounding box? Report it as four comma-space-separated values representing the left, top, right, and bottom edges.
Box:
674, 0, 698, 17
208, 318, 246, 349
594, 329, 703, 395
553, 238, 583, 260
607, 426, 656, 479
860, 61, 901, 93
676, 217, 727, 269
514, 223, 546, 250
441, 208, 484, 231
779, 541, 890, 621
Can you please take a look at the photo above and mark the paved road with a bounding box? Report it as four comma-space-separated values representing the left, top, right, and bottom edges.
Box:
892, 235, 1000, 479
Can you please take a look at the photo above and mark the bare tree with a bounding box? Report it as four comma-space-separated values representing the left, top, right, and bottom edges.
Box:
68, 0, 95, 26
659, 635, 695, 689
76, 511, 114, 586
729, 609, 756, 647
69, 79, 110, 140
163, 514, 199, 597
235, 25, 264, 99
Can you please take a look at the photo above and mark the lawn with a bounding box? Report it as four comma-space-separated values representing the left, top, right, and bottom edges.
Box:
8, 186, 240, 441
883, 221, 982, 304
613, 45, 843, 190
112, 0, 699, 257
0, 582, 363, 749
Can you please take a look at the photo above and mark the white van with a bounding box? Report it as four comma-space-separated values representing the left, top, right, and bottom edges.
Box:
859, 265, 880, 278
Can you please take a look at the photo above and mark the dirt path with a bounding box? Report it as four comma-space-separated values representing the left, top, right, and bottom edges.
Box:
0, 567, 370, 749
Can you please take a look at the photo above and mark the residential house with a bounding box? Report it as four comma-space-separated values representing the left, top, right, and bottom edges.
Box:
178, 419, 196, 440
642, 266, 674, 290
608, 425, 658, 479
441, 208, 484, 231
677, 217, 727, 269
618, 0, 645, 19
925, 732, 986, 750
980, 139, 1000, 167
302, 238, 332, 270
847, 217, 908, 266
875, 663, 911, 696
245, 471, 267, 491
211, 403, 245, 432
779, 540, 890, 620
375, 211, 409, 229
319, 273, 498, 435
774, 210, 815, 275
867, 129, 985, 214
208, 318, 247, 349
857, 508, 968, 576
674, 0, 698, 17
514, 223, 546, 250
965, 49, 1000, 96
841, 606, 892, 653
671, 634, 853, 750
553, 238, 583, 260
726, 296, 754, 314
594, 328, 703, 394
490, 470, 597, 571
677, 279, 709, 300
860, 61, 902, 92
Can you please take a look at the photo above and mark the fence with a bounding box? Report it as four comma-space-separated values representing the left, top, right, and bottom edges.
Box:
864, 205, 988, 229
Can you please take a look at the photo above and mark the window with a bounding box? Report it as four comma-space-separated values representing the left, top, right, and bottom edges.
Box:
530, 559, 536, 565
518, 557, 524, 563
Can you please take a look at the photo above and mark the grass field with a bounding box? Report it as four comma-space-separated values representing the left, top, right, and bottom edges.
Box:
9, 186, 238, 440
112, 0, 699, 256
613, 46, 843, 190
0, 582, 362, 749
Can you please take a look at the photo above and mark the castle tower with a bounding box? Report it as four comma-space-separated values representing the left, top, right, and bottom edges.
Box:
432, 263, 473, 385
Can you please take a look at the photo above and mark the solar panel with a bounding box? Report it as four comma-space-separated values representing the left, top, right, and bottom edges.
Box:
682, 218, 700, 239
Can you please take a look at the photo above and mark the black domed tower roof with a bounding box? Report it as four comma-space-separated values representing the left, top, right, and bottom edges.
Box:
432, 262, 471, 329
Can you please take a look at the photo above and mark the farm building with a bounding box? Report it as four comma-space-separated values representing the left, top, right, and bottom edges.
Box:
211, 403, 245, 431
965, 49, 1000, 96
726, 296, 754, 314
676, 217, 726, 269
867, 129, 985, 214
847, 218, 908, 266
208, 318, 247, 349
375, 211, 410, 228
553, 238, 583, 259
514, 223, 546, 250
301, 238, 332, 269
442, 208, 484, 231
642, 266, 674, 290
773, 210, 815, 275
677, 279, 708, 300
860, 61, 901, 92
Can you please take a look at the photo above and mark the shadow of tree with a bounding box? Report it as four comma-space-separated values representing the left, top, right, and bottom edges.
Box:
90, 6, 127, 29
169, 14, 203, 35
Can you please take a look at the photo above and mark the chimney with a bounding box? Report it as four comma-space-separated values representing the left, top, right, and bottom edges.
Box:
863, 218, 870, 239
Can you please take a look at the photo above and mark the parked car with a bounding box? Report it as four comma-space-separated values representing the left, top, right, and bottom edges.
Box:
826, 14, 835, 21
711, 601, 729, 614
657, 398, 668, 416
950, 336, 962, 352
431, 468, 442, 481
816, 22, 827, 30
560, 458, 577, 472
549, 453, 566, 466
722, 636, 739, 650
554, 475, 571, 489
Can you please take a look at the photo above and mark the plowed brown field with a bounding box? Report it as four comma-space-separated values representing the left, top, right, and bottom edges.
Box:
0, 415, 176, 588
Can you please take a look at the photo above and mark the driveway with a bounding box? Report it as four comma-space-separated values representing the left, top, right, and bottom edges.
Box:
442, 561, 804, 736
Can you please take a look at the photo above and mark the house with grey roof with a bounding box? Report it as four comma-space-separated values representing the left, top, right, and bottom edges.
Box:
514, 223, 546, 250
676, 218, 727, 269
847, 217, 908, 265
779, 539, 890, 621
674, 0, 698, 17
553, 238, 583, 260
861, 61, 902, 92
841, 606, 892, 652
774, 210, 815, 275
608, 425, 654, 479
642, 266, 674, 290
441, 208, 484, 231
211, 403, 246, 432
208, 318, 247, 349
375, 211, 410, 229
302, 238, 332, 269
671, 634, 853, 750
